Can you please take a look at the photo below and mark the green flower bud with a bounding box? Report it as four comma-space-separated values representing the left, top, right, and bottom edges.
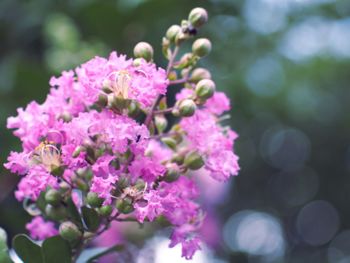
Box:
164, 164, 180, 182
116, 197, 134, 214
133, 42, 154, 62
98, 205, 113, 217
178, 99, 196, 117
135, 179, 146, 191
97, 93, 108, 107
166, 25, 182, 42
108, 94, 131, 111
59, 111, 72, 122
190, 68, 212, 83
155, 115, 168, 134
59, 221, 82, 242
128, 101, 140, 118
72, 146, 84, 158
171, 153, 185, 165
51, 165, 65, 177
161, 137, 177, 150
133, 58, 143, 67
45, 189, 61, 206
188, 7, 208, 28
59, 181, 70, 194
184, 151, 204, 170
45, 204, 67, 221
86, 192, 104, 208
117, 175, 130, 189
192, 38, 212, 57
195, 79, 216, 100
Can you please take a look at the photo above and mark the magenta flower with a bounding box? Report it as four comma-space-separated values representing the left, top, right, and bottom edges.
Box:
26, 216, 58, 240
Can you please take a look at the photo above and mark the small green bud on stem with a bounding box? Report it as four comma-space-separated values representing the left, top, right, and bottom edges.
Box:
59, 221, 82, 242
116, 197, 134, 214
86, 192, 104, 208
178, 99, 196, 117
45, 189, 61, 206
195, 79, 216, 100
166, 25, 182, 43
190, 68, 212, 83
188, 7, 208, 28
133, 42, 154, 62
184, 151, 204, 170
192, 38, 212, 57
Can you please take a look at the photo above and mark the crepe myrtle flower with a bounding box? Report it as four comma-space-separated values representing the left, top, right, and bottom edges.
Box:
4, 7, 240, 261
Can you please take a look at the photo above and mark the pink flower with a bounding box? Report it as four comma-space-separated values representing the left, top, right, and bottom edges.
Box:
26, 216, 58, 240
15, 166, 58, 201
180, 110, 240, 181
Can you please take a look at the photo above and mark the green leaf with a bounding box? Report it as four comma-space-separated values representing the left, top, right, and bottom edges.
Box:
66, 198, 83, 228
76, 245, 124, 263
81, 206, 100, 232
0, 227, 13, 263
12, 234, 43, 263
36, 191, 47, 212
42, 236, 72, 263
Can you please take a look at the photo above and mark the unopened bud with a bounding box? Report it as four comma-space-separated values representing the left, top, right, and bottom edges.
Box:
117, 175, 130, 189
86, 192, 104, 208
184, 151, 204, 170
161, 137, 177, 150
171, 153, 184, 165
72, 146, 84, 158
98, 205, 113, 217
128, 101, 140, 118
135, 179, 146, 191
45, 204, 67, 221
51, 165, 65, 177
166, 25, 182, 42
189, 7, 208, 28
97, 94, 108, 107
59, 221, 82, 242
192, 38, 211, 57
45, 189, 61, 206
155, 115, 168, 134
59, 111, 72, 122
116, 197, 134, 214
190, 68, 211, 83
195, 79, 216, 100
164, 164, 180, 182
178, 99, 196, 117
133, 42, 154, 62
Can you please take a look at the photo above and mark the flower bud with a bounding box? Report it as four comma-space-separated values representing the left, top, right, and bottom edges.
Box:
45, 189, 61, 206
166, 25, 182, 42
184, 151, 204, 170
135, 179, 146, 191
97, 94, 108, 107
133, 42, 154, 62
171, 153, 184, 165
51, 165, 65, 177
116, 197, 134, 214
192, 38, 211, 57
45, 204, 67, 221
188, 7, 208, 28
155, 115, 168, 134
195, 79, 216, 100
164, 164, 180, 182
72, 146, 84, 158
117, 175, 130, 189
190, 68, 211, 83
59, 221, 82, 242
98, 205, 113, 217
128, 101, 140, 118
178, 99, 196, 117
161, 137, 177, 150
86, 192, 104, 208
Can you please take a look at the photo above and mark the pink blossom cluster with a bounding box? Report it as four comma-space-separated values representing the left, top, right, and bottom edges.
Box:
5, 51, 239, 259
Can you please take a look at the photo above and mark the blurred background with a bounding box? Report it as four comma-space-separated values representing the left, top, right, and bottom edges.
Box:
1, 0, 350, 262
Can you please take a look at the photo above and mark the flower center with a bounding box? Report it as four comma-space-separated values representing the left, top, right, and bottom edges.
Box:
106, 70, 131, 100
33, 141, 61, 171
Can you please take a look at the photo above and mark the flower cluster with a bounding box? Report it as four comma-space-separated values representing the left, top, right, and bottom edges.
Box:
5, 7, 239, 261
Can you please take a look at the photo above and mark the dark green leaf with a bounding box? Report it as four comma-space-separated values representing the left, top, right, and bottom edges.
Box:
81, 206, 100, 232
42, 235, 72, 263
0, 227, 13, 263
66, 198, 83, 228
12, 234, 43, 263
36, 191, 47, 212
76, 245, 124, 263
